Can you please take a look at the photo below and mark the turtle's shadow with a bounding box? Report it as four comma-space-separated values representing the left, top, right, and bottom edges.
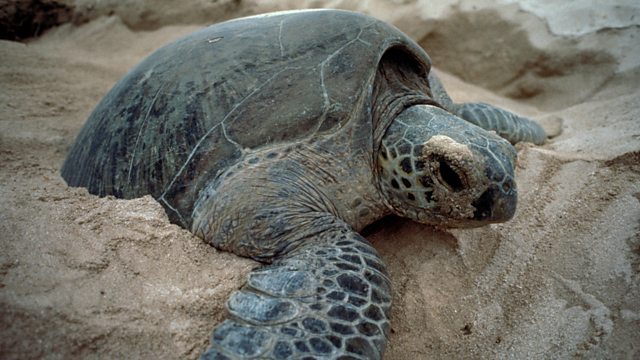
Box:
363, 215, 459, 255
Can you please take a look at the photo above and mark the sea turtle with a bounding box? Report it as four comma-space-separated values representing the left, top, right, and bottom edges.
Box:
61, 9, 546, 360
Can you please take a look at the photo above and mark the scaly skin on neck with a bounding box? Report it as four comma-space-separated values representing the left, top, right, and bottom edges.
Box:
191, 138, 390, 262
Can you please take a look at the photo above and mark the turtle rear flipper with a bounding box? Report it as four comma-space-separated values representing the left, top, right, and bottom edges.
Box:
427, 72, 546, 145
201, 221, 391, 359
455, 102, 547, 145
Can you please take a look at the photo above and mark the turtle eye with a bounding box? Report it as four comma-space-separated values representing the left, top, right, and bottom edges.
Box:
435, 157, 464, 192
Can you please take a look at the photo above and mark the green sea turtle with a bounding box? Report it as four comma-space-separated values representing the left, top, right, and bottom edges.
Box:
61, 9, 546, 359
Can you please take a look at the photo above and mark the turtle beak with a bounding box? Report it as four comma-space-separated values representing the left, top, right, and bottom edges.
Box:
471, 180, 517, 223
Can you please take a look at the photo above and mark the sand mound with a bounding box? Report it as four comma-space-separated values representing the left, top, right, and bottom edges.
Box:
1, 1, 638, 359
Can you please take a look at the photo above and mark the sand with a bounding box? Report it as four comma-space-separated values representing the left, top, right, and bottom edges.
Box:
1, 1, 639, 359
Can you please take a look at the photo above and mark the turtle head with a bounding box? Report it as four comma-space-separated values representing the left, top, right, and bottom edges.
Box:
377, 104, 517, 227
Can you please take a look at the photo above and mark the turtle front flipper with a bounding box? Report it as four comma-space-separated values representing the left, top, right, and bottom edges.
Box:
427, 72, 546, 145
201, 220, 391, 360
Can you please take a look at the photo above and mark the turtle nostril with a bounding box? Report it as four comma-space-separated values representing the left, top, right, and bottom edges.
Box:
472, 188, 494, 220
501, 178, 514, 194
438, 159, 464, 192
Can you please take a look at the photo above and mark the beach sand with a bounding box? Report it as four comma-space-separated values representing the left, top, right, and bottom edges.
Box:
1, 1, 639, 358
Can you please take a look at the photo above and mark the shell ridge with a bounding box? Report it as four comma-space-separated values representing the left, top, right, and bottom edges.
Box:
314, 22, 377, 137
277, 19, 285, 57
159, 196, 186, 225
158, 66, 295, 202
316, 28, 364, 131
126, 82, 166, 185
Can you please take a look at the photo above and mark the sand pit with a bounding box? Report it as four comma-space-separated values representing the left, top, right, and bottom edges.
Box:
1, 1, 639, 358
